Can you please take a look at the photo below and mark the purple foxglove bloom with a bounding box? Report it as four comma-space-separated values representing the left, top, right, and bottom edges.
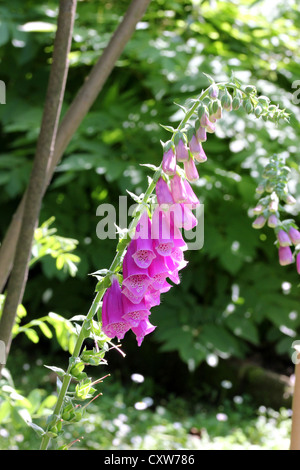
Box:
196, 125, 207, 143
152, 207, 187, 256
170, 174, 188, 203
155, 177, 174, 205
200, 114, 216, 133
278, 246, 294, 266
252, 215, 266, 229
165, 249, 188, 272
277, 229, 292, 246
184, 158, 199, 182
122, 240, 152, 297
297, 253, 300, 274
188, 134, 201, 156
164, 249, 188, 285
122, 286, 144, 305
149, 252, 172, 290
102, 277, 131, 340
288, 227, 300, 245
144, 287, 162, 308
122, 296, 151, 328
175, 138, 189, 162
170, 246, 185, 264
132, 213, 156, 269
131, 318, 156, 347
193, 145, 207, 163
209, 84, 219, 99
170, 203, 198, 230
162, 147, 176, 175
214, 104, 222, 120
151, 207, 174, 256
183, 180, 200, 209
267, 214, 278, 228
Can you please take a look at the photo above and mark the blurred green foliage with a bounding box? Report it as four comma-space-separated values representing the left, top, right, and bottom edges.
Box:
0, 366, 292, 450
0, 0, 300, 377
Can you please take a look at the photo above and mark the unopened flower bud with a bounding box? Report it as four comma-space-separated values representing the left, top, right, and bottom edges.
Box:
253, 204, 264, 214
184, 158, 199, 182
268, 214, 278, 228
195, 120, 207, 142
254, 105, 263, 117
221, 91, 232, 111
257, 95, 270, 107
269, 199, 278, 212
256, 184, 265, 195
162, 142, 176, 175
252, 215, 266, 229
244, 85, 256, 94
244, 99, 253, 114
288, 227, 300, 245
296, 252, 300, 274
174, 132, 189, 162
278, 246, 294, 266
189, 134, 201, 157
277, 229, 292, 247
209, 83, 219, 99
232, 96, 241, 110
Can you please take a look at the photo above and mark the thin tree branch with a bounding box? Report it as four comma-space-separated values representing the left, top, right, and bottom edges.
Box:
0, 0, 152, 294
290, 347, 300, 450
0, 0, 77, 366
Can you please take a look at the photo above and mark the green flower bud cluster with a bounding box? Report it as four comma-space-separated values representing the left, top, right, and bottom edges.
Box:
251, 154, 300, 271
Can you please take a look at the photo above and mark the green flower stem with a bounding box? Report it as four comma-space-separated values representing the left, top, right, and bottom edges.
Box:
40, 80, 249, 450
40, 165, 163, 450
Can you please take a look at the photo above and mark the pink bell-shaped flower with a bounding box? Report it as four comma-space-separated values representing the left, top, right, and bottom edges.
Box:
144, 286, 162, 308
278, 246, 294, 266
170, 174, 188, 203
155, 177, 174, 205
152, 206, 187, 256
200, 113, 216, 133
122, 286, 144, 305
267, 214, 278, 228
149, 252, 173, 290
188, 134, 201, 157
132, 213, 156, 269
277, 229, 292, 246
101, 277, 131, 340
288, 227, 300, 245
196, 125, 207, 143
170, 203, 198, 230
122, 295, 151, 328
122, 240, 152, 297
183, 180, 200, 209
296, 252, 300, 274
252, 215, 266, 229
184, 158, 199, 182
175, 138, 189, 162
131, 318, 156, 346
193, 145, 207, 163
162, 146, 176, 175
151, 207, 174, 256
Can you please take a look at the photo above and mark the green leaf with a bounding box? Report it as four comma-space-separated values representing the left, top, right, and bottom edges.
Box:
159, 124, 175, 133
27, 421, 45, 437
44, 365, 65, 378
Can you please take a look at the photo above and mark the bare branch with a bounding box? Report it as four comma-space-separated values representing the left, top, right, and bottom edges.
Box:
0, 0, 77, 363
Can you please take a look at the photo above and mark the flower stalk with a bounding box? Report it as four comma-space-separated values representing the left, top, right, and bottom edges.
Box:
39, 77, 289, 450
